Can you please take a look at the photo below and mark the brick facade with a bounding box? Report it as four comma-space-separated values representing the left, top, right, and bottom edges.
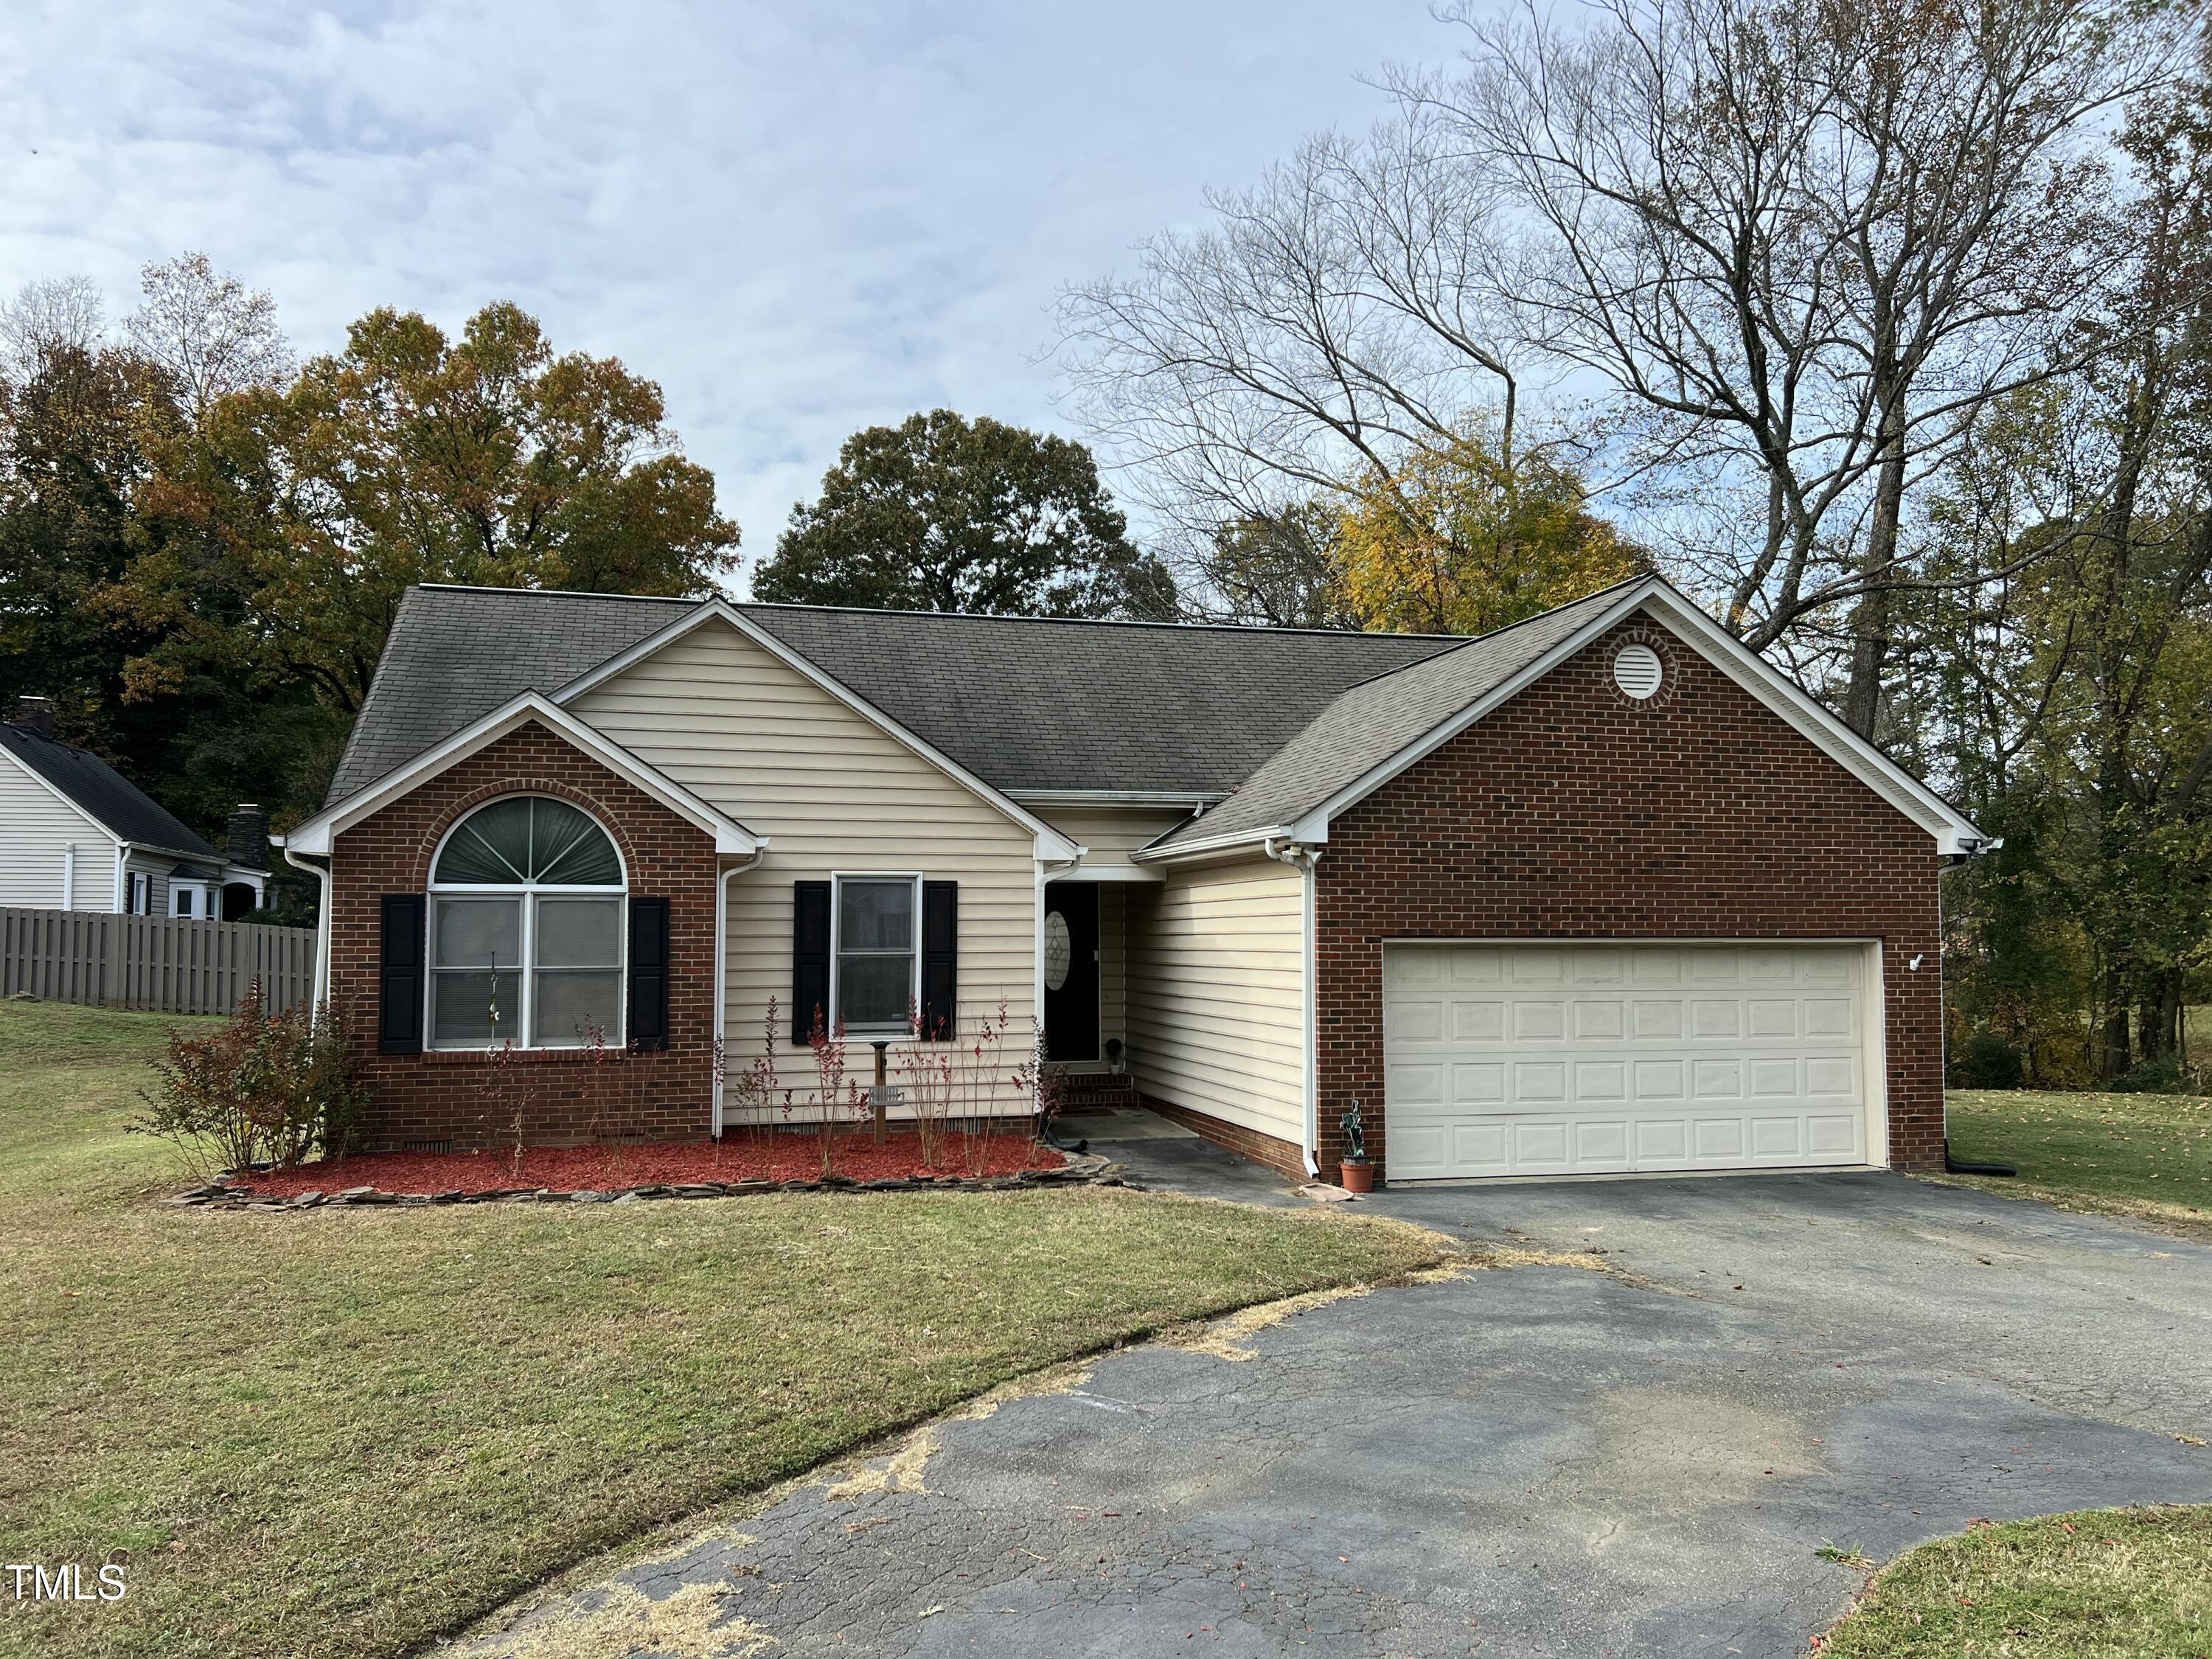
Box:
1311, 615, 1947, 1182
329, 722, 719, 1150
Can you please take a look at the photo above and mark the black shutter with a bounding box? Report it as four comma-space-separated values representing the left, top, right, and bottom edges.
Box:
791, 880, 831, 1049
627, 896, 670, 1051
378, 894, 426, 1054
921, 880, 958, 1042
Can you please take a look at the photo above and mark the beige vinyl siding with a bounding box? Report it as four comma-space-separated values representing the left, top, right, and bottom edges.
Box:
0, 757, 111, 910
1033, 805, 1189, 878
571, 619, 1040, 1116
1125, 854, 1305, 1144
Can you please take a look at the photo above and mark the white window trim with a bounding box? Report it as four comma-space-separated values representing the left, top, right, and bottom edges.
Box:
830, 872, 923, 1040
128, 872, 152, 914
425, 796, 630, 1052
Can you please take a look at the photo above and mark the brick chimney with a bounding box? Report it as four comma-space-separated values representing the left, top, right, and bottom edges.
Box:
10, 695, 55, 738
226, 803, 271, 871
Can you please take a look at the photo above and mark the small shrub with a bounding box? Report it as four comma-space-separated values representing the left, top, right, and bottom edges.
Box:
1950, 1031, 2026, 1090
2109, 1054, 2194, 1096
135, 987, 368, 1176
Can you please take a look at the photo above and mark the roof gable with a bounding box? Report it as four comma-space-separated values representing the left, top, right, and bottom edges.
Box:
1143, 577, 1985, 858
0, 723, 218, 858
553, 603, 1082, 860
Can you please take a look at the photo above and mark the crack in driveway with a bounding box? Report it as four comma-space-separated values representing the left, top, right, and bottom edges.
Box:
459, 1169, 2211, 1658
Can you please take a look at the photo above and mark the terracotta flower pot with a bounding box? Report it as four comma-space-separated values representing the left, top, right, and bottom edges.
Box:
1339, 1159, 1374, 1194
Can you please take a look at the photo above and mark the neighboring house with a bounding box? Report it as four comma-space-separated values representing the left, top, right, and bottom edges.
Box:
283, 574, 1989, 1182
1, 698, 271, 919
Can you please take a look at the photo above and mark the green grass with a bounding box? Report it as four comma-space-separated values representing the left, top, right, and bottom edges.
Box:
1941, 1088, 2212, 1242
0, 1000, 1443, 1659
1818, 1506, 2212, 1657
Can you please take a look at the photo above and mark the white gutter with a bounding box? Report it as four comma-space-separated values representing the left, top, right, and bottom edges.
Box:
1265, 837, 1323, 1178
710, 846, 768, 1137
280, 841, 332, 1011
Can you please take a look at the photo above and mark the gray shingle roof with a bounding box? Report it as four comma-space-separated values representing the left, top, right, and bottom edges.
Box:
327, 587, 1467, 804
1152, 580, 1644, 849
1, 721, 221, 858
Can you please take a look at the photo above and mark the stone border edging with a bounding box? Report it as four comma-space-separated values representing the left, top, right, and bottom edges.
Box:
159, 1154, 1127, 1212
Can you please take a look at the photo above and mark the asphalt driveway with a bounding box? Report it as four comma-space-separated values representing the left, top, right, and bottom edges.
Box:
464, 1156, 2212, 1658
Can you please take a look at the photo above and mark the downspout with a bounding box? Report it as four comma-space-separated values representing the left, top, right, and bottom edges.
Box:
113, 841, 130, 912
711, 848, 767, 1138
1265, 837, 1323, 1179
281, 842, 332, 1012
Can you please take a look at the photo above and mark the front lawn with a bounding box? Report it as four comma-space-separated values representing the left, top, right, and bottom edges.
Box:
1942, 1088, 2212, 1242
0, 1000, 1442, 1659
1818, 1506, 2212, 1658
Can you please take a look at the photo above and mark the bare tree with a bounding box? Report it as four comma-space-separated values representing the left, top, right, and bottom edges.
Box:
1065, 0, 2168, 726
125, 252, 291, 415
1419, 0, 2166, 729
1060, 113, 1543, 622
0, 275, 105, 388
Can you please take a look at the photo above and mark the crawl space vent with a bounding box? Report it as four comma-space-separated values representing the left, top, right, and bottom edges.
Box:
1613, 642, 1664, 700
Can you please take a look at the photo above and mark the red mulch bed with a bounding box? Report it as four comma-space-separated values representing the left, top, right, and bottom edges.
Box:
234, 1131, 1063, 1199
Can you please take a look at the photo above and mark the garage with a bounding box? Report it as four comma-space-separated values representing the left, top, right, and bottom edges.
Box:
1382, 942, 1882, 1180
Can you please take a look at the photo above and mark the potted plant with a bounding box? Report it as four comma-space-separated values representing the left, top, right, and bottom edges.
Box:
1338, 1100, 1373, 1194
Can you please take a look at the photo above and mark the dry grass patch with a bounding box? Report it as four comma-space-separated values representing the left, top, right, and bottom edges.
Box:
0, 1001, 1441, 1659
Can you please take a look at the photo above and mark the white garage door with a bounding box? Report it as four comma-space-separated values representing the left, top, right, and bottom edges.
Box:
1382, 942, 1876, 1180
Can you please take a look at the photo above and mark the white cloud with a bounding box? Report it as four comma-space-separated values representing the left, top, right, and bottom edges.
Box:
0, 0, 1452, 586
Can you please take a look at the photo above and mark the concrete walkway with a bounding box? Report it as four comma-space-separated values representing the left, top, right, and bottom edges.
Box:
460, 1139, 2212, 1658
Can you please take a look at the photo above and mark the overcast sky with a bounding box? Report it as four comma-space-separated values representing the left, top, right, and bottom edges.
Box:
0, 1, 1459, 590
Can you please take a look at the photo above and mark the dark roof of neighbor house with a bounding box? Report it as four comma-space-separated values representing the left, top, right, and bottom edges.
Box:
0, 721, 221, 858
328, 585, 1471, 804
1152, 583, 1638, 848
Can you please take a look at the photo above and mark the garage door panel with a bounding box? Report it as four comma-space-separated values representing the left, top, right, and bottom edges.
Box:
1692, 1059, 1742, 1099
1451, 1062, 1506, 1103
1452, 1001, 1504, 1040
1514, 1060, 1566, 1102
1573, 1060, 1627, 1100
1385, 942, 1872, 1179
1452, 1122, 1507, 1172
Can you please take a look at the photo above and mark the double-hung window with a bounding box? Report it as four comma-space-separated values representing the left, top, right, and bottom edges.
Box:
428, 796, 626, 1049
833, 875, 919, 1036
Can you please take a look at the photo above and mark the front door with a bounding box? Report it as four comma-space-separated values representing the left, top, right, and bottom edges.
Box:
1043, 882, 1100, 1062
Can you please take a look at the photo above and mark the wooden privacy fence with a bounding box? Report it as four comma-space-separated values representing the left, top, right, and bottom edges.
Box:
1, 906, 316, 1016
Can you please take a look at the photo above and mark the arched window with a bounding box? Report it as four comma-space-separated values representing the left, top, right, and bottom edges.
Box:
428, 796, 625, 1050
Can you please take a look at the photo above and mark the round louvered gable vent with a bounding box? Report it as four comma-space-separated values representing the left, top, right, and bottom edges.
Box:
1613, 642, 1664, 700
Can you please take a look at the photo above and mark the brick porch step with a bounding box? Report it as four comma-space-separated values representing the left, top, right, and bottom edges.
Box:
1051, 1073, 1138, 1114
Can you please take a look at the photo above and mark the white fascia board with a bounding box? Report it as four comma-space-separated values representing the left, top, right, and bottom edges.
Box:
1008, 789, 1231, 808
286, 692, 760, 858
1129, 823, 1295, 864
552, 599, 1082, 861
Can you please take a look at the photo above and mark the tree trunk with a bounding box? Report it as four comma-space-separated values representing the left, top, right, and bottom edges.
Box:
2098, 964, 2134, 1082
1843, 399, 1910, 737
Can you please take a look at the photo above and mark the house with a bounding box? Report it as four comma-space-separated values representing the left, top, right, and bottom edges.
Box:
281, 574, 1989, 1183
1, 698, 271, 919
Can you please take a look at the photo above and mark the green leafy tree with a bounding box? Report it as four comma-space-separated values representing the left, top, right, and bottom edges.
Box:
110, 301, 739, 714
753, 410, 1174, 619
